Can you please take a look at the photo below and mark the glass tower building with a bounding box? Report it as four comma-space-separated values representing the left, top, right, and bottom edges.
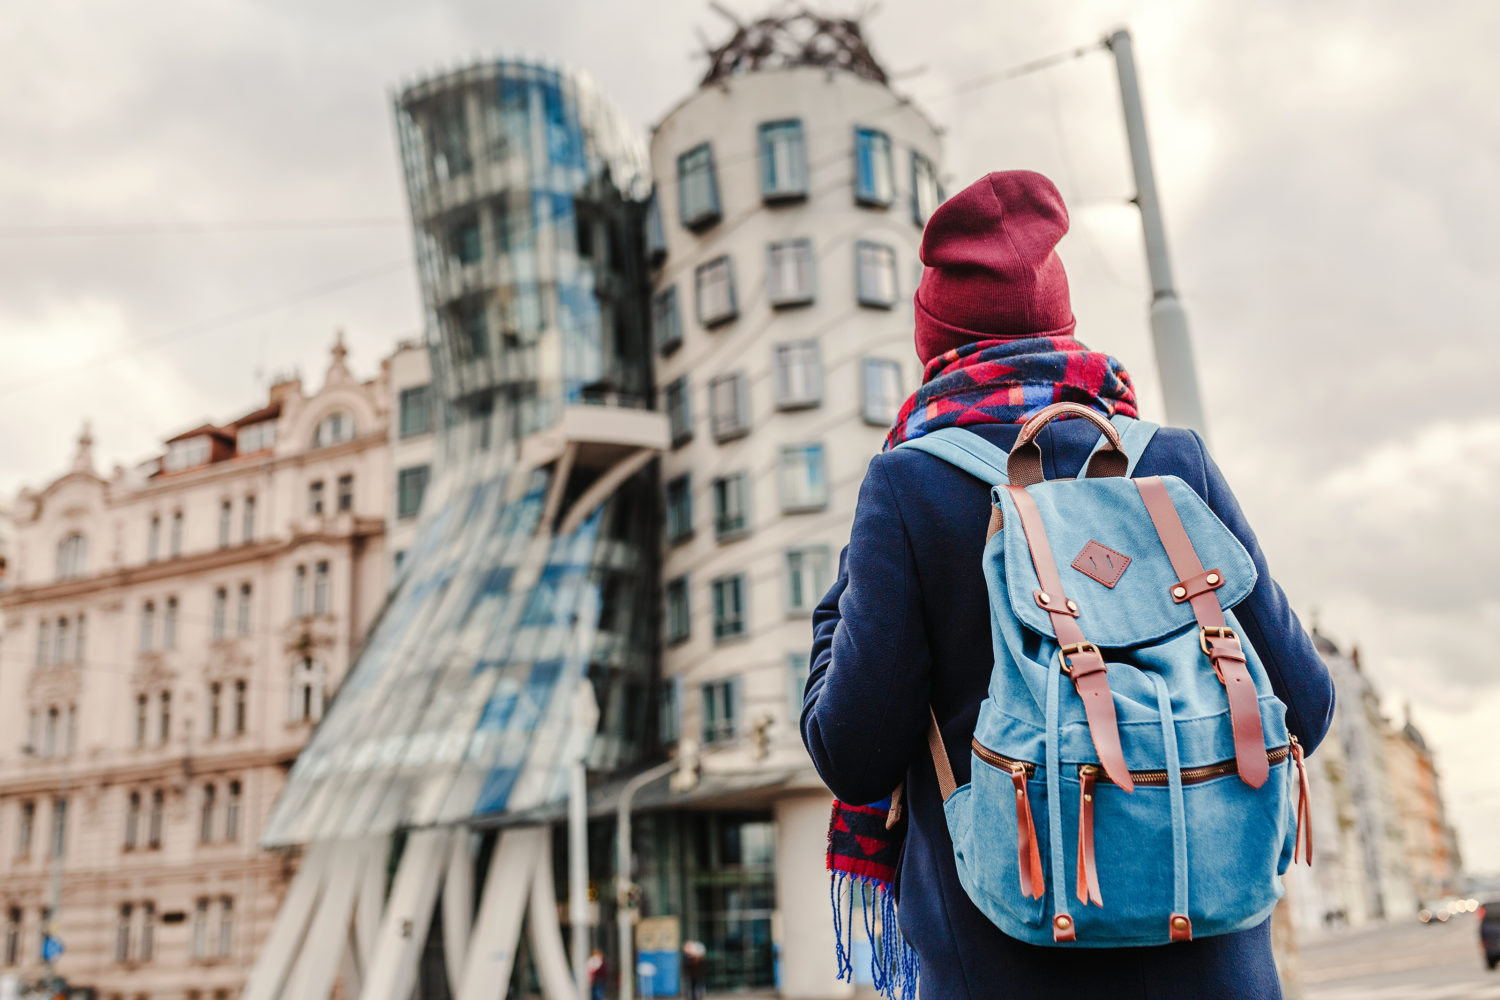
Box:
262, 61, 664, 857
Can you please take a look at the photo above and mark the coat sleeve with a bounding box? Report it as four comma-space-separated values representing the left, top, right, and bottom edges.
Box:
801, 456, 932, 805
1192, 432, 1336, 753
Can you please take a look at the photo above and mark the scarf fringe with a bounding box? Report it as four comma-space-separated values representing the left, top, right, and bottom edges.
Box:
830, 872, 920, 1000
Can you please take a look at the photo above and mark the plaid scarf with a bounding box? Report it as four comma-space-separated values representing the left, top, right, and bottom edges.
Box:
826, 335, 1137, 997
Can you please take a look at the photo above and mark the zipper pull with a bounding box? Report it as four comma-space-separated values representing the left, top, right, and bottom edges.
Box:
1290, 737, 1313, 866
1011, 764, 1045, 900
1076, 765, 1103, 907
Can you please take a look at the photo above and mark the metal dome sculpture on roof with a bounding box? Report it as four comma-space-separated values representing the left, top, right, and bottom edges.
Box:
699, 4, 890, 86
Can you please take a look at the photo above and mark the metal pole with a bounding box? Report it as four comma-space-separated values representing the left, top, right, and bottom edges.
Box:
1106, 28, 1211, 439
569, 683, 600, 1000
615, 759, 680, 1000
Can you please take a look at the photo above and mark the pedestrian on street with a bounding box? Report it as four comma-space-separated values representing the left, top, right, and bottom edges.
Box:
800, 170, 1336, 999
586, 947, 608, 1000
681, 939, 706, 1000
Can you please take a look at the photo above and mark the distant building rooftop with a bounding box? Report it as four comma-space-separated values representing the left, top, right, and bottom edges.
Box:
699, 7, 890, 87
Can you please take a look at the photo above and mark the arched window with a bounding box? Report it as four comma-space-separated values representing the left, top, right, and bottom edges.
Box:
225, 781, 242, 840
313, 412, 355, 448
56, 533, 87, 580
125, 791, 141, 850
289, 658, 326, 724
199, 784, 215, 844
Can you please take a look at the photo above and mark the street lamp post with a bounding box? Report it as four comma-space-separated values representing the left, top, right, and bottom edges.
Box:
21, 742, 68, 988
1106, 27, 1211, 439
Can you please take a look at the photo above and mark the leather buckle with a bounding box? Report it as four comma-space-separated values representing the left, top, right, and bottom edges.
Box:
1059, 641, 1105, 679
1198, 626, 1238, 657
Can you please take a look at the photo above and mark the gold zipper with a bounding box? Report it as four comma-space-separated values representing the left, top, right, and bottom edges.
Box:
972, 738, 1290, 787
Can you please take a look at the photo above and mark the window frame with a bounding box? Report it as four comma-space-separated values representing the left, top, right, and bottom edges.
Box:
758, 119, 808, 203
861, 357, 904, 426
785, 546, 833, 615
710, 573, 748, 643
664, 474, 693, 545
855, 240, 899, 309
854, 127, 895, 207
712, 472, 751, 541
778, 443, 829, 513
701, 678, 741, 745
676, 142, 722, 231
694, 255, 738, 329
664, 576, 690, 646
765, 238, 815, 308
773, 340, 823, 410
397, 465, 430, 520
708, 372, 752, 443
664, 377, 693, 448
911, 150, 941, 226
398, 385, 434, 438
652, 285, 682, 356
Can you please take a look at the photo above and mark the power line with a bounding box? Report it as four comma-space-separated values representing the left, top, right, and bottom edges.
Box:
0, 258, 414, 396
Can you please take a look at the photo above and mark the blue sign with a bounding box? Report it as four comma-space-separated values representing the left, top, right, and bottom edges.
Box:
41, 934, 64, 963
637, 952, 680, 997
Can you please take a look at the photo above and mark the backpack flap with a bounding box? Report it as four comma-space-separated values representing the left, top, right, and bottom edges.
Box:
993, 475, 1258, 648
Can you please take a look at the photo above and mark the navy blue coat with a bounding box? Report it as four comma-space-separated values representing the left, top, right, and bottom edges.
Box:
802, 420, 1335, 1000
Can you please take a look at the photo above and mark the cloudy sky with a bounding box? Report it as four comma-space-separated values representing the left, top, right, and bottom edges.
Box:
4, 1, 1498, 867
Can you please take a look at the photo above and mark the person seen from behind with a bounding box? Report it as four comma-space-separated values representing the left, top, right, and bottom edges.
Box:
800, 170, 1335, 999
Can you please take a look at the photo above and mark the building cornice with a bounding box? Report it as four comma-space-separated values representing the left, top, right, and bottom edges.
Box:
0, 744, 302, 796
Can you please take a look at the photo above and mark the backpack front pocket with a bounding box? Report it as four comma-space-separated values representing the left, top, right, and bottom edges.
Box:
948, 743, 1049, 929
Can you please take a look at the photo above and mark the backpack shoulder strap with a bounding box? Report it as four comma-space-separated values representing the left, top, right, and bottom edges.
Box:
894, 427, 1011, 486
1087, 414, 1160, 477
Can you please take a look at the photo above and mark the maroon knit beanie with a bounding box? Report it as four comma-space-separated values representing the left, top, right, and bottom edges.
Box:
913, 170, 1077, 364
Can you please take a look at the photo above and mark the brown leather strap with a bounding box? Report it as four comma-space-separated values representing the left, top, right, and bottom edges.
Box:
1076, 767, 1103, 906
885, 781, 905, 830
1292, 739, 1313, 865
1005, 485, 1134, 791
1012, 767, 1046, 900
1008, 402, 1128, 486
928, 707, 957, 802
1169, 914, 1193, 942
1135, 477, 1269, 789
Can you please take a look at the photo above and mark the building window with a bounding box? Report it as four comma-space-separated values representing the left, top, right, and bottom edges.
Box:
236, 420, 276, 454
308, 480, 325, 516
652, 286, 682, 356
134, 695, 148, 748
56, 533, 87, 580
16, 802, 35, 858
665, 577, 690, 646
313, 412, 355, 448
665, 475, 693, 545
664, 377, 692, 447
337, 474, 354, 513
291, 658, 326, 723
212, 588, 227, 641
854, 127, 895, 206
862, 358, 904, 425
397, 465, 430, 520
702, 679, 739, 744
431, 94, 472, 179
217, 898, 234, 958
4, 908, 19, 966
43, 707, 58, 758
695, 256, 737, 328
313, 561, 330, 615
208, 683, 221, 739
53, 619, 68, 667
709, 373, 751, 442
36, 619, 49, 667
399, 385, 433, 437
711, 574, 747, 642
779, 444, 828, 512
856, 241, 898, 308
170, 510, 184, 557
788, 653, 811, 728
645, 190, 667, 263
786, 547, 833, 614
147, 515, 161, 562
159, 691, 171, 744
74, 614, 86, 665
225, 781, 242, 840
117, 904, 133, 963
293, 565, 307, 617
139, 602, 154, 653
242, 495, 255, 543
66, 704, 76, 756
659, 677, 682, 746
200, 784, 216, 844
773, 341, 822, 410
165, 436, 211, 472
164, 597, 178, 650
139, 902, 155, 962
912, 150, 941, 226
677, 142, 721, 230
218, 500, 232, 548
448, 213, 482, 269
237, 584, 252, 636
191, 899, 209, 960
125, 791, 140, 850
233, 680, 247, 736
759, 120, 807, 201
712, 473, 750, 540
148, 790, 163, 849
50, 796, 67, 857
766, 239, 814, 307
452, 297, 489, 358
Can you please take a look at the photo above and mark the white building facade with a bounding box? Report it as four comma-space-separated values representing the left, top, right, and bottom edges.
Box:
0, 337, 430, 1000
647, 62, 942, 997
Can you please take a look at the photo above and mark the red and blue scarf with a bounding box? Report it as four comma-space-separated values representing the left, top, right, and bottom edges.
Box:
826, 335, 1137, 997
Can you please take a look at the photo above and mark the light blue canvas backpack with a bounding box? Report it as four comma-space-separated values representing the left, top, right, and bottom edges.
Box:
897, 403, 1311, 947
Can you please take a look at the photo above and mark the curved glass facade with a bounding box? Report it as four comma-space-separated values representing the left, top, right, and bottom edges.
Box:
264, 62, 659, 846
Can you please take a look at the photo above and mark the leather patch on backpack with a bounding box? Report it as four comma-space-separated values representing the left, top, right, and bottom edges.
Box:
1072, 540, 1130, 588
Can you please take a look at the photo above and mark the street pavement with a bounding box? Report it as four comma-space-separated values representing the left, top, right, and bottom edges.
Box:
1302, 915, 1499, 999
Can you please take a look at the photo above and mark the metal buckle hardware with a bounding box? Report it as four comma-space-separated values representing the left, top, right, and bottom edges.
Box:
1199, 625, 1238, 657
1059, 641, 1103, 677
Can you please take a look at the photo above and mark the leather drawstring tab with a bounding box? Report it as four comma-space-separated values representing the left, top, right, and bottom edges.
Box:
1291, 737, 1313, 865
1076, 767, 1103, 907
1011, 765, 1045, 900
